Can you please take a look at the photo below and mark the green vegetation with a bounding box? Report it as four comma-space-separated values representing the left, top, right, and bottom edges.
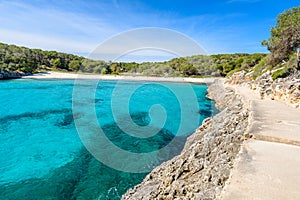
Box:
252, 57, 269, 79
0, 43, 85, 73
270, 52, 298, 80
128, 56, 218, 77
262, 6, 300, 66
0, 43, 141, 75
250, 6, 300, 80
0, 43, 219, 77
0, 42, 270, 78
271, 69, 290, 80
0, 6, 299, 79
211, 53, 267, 77
209, 5, 300, 80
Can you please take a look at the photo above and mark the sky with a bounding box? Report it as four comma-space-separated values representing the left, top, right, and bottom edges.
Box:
0, 0, 299, 61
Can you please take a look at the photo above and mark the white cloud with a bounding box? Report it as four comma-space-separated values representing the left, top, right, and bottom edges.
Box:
0, 29, 96, 54
0, 1, 119, 55
0, 0, 268, 58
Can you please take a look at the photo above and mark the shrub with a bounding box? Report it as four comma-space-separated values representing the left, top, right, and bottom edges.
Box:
271, 69, 290, 80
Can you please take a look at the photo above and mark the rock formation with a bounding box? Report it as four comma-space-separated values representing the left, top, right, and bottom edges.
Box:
122, 80, 249, 200
227, 70, 300, 108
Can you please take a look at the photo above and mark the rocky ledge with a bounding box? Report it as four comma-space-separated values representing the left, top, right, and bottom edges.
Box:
122, 80, 249, 200
227, 70, 300, 108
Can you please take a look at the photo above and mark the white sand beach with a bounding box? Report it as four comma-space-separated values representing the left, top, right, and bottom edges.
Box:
22, 71, 218, 84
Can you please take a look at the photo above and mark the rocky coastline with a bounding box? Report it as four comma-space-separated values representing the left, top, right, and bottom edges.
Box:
122, 80, 250, 199
0, 70, 24, 79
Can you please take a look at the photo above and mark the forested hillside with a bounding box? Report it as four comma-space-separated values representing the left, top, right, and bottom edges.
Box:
0, 43, 85, 73
0, 42, 267, 77
1, 5, 299, 79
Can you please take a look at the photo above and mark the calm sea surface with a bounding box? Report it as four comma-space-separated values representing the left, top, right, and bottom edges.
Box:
0, 79, 215, 199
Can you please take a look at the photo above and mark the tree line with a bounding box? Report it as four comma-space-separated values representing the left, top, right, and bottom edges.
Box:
0, 43, 84, 73
1, 5, 299, 79
0, 42, 267, 77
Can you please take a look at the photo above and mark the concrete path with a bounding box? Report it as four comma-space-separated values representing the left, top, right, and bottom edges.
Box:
220, 85, 300, 200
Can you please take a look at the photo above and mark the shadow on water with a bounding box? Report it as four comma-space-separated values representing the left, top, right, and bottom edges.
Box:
0, 109, 71, 125
0, 147, 147, 200
102, 112, 186, 154
0, 81, 216, 199
0, 111, 188, 200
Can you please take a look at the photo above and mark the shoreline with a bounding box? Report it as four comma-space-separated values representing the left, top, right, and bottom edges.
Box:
121, 78, 300, 199
122, 80, 249, 199
22, 71, 219, 84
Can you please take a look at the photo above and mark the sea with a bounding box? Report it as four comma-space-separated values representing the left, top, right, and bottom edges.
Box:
0, 79, 216, 200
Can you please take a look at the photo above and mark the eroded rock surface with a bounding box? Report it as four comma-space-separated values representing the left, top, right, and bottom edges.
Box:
227, 70, 300, 107
122, 80, 249, 200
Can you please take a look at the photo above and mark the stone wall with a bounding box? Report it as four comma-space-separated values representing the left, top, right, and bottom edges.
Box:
122, 80, 249, 200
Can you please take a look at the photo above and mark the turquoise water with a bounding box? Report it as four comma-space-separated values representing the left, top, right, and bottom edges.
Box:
0, 79, 215, 199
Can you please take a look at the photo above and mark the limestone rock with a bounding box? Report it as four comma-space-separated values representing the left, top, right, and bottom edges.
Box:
227, 70, 300, 107
122, 80, 249, 200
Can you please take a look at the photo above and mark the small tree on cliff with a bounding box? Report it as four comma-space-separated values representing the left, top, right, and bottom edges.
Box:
262, 6, 300, 66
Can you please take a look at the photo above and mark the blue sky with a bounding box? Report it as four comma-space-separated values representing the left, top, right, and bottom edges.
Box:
0, 0, 299, 61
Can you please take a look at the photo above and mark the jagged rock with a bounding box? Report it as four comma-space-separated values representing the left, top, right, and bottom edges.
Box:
227, 70, 300, 107
122, 80, 249, 200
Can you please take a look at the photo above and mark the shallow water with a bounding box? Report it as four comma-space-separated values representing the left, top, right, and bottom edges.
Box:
0, 79, 215, 199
